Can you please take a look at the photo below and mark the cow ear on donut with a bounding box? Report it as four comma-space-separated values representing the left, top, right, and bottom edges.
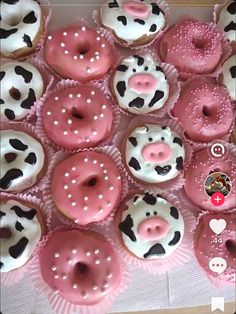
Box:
119, 214, 137, 242
136, 125, 149, 134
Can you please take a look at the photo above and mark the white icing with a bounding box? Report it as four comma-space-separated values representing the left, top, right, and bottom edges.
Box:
0, 130, 45, 192
222, 54, 236, 101
120, 194, 184, 259
0, 0, 42, 56
217, 1, 236, 43
0, 199, 42, 272
113, 54, 169, 114
0, 62, 44, 121
100, 0, 165, 44
125, 124, 185, 183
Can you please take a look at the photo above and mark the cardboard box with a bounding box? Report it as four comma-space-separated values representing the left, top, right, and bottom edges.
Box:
168, 0, 224, 6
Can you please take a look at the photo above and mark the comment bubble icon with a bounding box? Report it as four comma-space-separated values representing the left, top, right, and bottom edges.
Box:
209, 257, 227, 274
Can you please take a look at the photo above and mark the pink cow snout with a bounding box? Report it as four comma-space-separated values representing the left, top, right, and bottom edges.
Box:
138, 216, 170, 241
142, 142, 172, 163
128, 73, 157, 94
122, 1, 150, 19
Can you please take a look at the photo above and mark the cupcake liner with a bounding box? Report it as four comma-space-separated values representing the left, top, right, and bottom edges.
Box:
35, 79, 121, 152
0, 122, 55, 195
111, 189, 196, 274
28, 227, 130, 314
43, 145, 128, 227
113, 115, 193, 194
0, 192, 51, 286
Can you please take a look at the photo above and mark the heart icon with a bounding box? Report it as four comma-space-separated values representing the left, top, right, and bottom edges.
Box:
209, 219, 226, 235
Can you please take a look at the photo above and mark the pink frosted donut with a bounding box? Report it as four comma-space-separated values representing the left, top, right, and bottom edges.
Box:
51, 151, 122, 225
41, 85, 113, 150
45, 25, 115, 82
172, 77, 234, 142
159, 18, 222, 75
194, 212, 236, 285
184, 148, 236, 212
40, 229, 122, 304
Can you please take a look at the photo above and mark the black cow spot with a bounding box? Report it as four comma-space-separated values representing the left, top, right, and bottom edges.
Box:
108, 0, 119, 8
117, 64, 128, 72
0, 211, 6, 219
9, 139, 28, 151
230, 66, 236, 79
128, 97, 145, 108
23, 11, 37, 24
162, 126, 167, 129
4, 152, 17, 163
155, 165, 171, 176
134, 19, 145, 25
151, 3, 163, 15
24, 152, 37, 165
0, 28, 17, 39
227, 1, 236, 14
170, 206, 179, 219
2, 0, 20, 4
173, 137, 182, 147
176, 156, 183, 171
143, 243, 166, 258
119, 214, 137, 242
0, 262, 3, 269
143, 192, 157, 205
116, 81, 126, 97
9, 87, 21, 100
156, 66, 164, 73
168, 231, 181, 246
15, 221, 24, 232
9, 237, 29, 259
133, 195, 139, 203
5, 109, 15, 120
11, 205, 37, 220
21, 88, 36, 109
15, 66, 33, 83
133, 55, 144, 66
128, 137, 137, 147
149, 24, 157, 32
0, 71, 5, 81
0, 99, 4, 104
23, 34, 33, 47
129, 157, 141, 171
144, 66, 149, 71
148, 90, 164, 107
0, 169, 23, 190
117, 16, 127, 26
224, 22, 236, 32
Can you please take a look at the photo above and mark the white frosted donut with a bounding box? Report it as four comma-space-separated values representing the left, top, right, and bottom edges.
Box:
123, 124, 185, 184
0, 199, 42, 272
100, 0, 165, 46
118, 193, 184, 259
0, 130, 45, 192
112, 54, 169, 114
222, 54, 236, 101
0, 62, 44, 121
217, 1, 236, 43
0, 0, 42, 57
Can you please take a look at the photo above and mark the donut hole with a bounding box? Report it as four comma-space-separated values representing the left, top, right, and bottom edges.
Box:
4, 152, 17, 163
84, 177, 97, 187
77, 42, 90, 55
202, 105, 211, 117
9, 87, 21, 101
192, 38, 206, 50
71, 107, 84, 120
74, 262, 89, 279
0, 227, 12, 239
225, 240, 236, 258
6, 15, 22, 27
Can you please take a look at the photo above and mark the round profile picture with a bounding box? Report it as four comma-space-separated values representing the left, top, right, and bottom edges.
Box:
204, 172, 232, 197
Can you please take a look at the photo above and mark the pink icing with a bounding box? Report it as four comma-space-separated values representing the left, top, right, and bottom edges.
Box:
42, 86, 113, 150
194, 213, 236, 284
184, 148, 236, 212
128, 73, 157, 94
122, 1, 150, 19
40, 229, 121, 305
45, 25, 114, 82
172, 78, 234, 142
142, 142, 172, 163
51, 151, 122, 225
137, 216, 169, 241
159, 18, 222, 74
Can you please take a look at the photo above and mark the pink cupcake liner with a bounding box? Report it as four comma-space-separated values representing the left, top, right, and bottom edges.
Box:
35, 79, 121, 152
43, 145, 129, 227
28, 227, 130, 314
111, 189, 196, 274
1, 122, 55, 195
113, 114, 193, 194
0, 192, 51, 286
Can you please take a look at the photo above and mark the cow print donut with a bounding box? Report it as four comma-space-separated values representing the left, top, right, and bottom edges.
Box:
0, 199, 42, 272
0, 62, 44, 121
118, 193, 184, 259
217, 1, 236, 43
0, 0, 42, 58
0, 130, 45, 192
100, 0, 165, 46
112, 54, 169, 115
222, 54, 236, 101
123, 124, 185, 184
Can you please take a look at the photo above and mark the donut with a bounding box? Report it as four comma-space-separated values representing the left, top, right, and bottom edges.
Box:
41, 85, 114, 150
230, 119, 236, 145
0, 130, 45, 192
117, 193, 184, 259
172, 77, 234, 142
0, 198, 43, 272
0, 0, 44, 58
100, 0, 166, 47
194, 212, 236, 285
217, 1, 236, 43
221, 54, 236, 101
51, 151, 122, 225
0, 61, 44, 122
122, 124, 185, 184
111, 54, 169, 115
44, 25, 115, 82
39, 229, 121, 304
159, 18, 222, 75
184, 148, 236, 212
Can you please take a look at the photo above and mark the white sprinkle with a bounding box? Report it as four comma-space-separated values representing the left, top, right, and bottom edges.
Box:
51, 266, 57, 271
93, 285, 98, 291
71, 179, 77, 184
91, 91, 95, 95
107, 201, 111, 206
55, 96, 59, 101
64, 172, 69, 177
107, 272, 112, 278
54, 274, 59, 279
103, 169, 107, 174
100, 113, 104, 118
74, 32, 79, 37
72, 283, 78, 289
100, 163, 104, 168
77, 93, 81, 98
68, 119, 72, 125
95, 51, 99, 55
85, 251, 91, 256
94, 249, 99, 254
72, 249, 77, 254
101, 44, 106, 48
74, 219, 79, 223
64, 184, 68, 190
83, 206, 88, 211
54, 290, 59, 295
68, 258, 72, 264
95, 259, 100, 264
93, 115, 98, 120
84, 158, 88, 162
65, 50, 69, 54
92, 131, 98, 136
68, 194, 72, 199
96, 56, 100, 60
104, 282, 109, 288
98, 194, 103, 199
104, 176, 109, 181
47, 111, 51, 116
117, 176, 121, 180
106, 256, 112, 261
72, 166, 76, 171
84, 196, 88, 201
90, 58, 95, 63
54, 252, 59, 258
80, 55, 84, 59
81, 26, 86, 31
71, 202, 76, 206
63, 131, 68, 135
96, 37, 101, 41
63, 32, 67, 36
86, 67, 91, 73
74, 55, 78, 60
62, 274, 67, 280
82, 292, 88, 299
54, 120, 59, 125
61, 108, 66, 113
102, 105, 106, 109
99, 208, 104, 213
74, 130, 79, 134
85, 138, 90, 143
87, 98, 91, 103
61, 42, 65, 47
69, 93, 73, 98
48, 35, 52, 40
109, 186, 114, 191
93, 160, 97, 164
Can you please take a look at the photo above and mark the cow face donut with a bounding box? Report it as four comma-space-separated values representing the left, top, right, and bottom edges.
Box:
0, 199, 43, 272
0, 62, 44, 121
100, 0, 166, 47
217, 1, 236, 43
0, 0, 43, 58
123, 124, 185, 184
118, 193, 184, 259
0, 130, 45, 192
112, 54, 169, 115
222, 55, 236, 101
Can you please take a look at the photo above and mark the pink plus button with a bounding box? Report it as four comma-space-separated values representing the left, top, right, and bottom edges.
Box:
211, 192, 225, 206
